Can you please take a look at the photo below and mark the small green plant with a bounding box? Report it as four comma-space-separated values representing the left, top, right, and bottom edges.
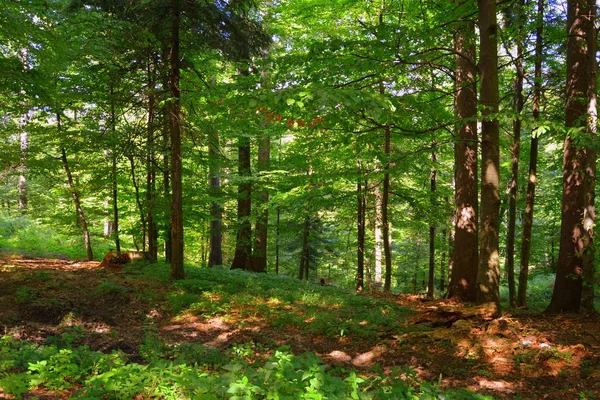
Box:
95, 279, 131, 295
15, 286, 37, 304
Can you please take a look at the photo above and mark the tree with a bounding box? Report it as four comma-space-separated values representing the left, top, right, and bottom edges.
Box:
449, 2, 478, 302
547, 0, 597, 314
475, 0, 501, 312
518, 0, 545, 308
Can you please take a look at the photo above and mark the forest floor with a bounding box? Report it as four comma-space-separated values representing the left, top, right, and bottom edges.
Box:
1, 254, 600, 399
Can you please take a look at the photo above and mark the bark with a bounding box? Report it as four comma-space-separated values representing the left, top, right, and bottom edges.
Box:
427, 146, 437, 298
18, 120, 27, 212
252, 135, 270, 272
231, 136, 252, 270
476, 0, 501, 312
449, 8, 478, 302
111, 151, 121, 253
506, 0, 525, 309
59, 114, 93, 261
208, 126, 223, 268
146, 64, 158, 264
382, 128, 392, 292
440, 226, 448, 292
162, 104, 172, 263
169, 0, 184, 280
357, 172, 366, 291
374, 184, 383, 285
547, 0, 596, 313
518, 0, 544, 307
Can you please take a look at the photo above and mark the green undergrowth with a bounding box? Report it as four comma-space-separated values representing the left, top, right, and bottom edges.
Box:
0, 333, 493, 399
144, 264, 414, 342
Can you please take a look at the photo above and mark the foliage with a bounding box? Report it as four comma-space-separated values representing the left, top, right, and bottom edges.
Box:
0, 333, 493, 399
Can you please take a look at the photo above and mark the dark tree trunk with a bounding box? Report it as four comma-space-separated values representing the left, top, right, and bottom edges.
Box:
162, 105, 172, 263
547, 0, 597, 313
59, 114, 93, 261
168, 0, 184, 280
518, 0, 545, 307
146, 65, 158, 263
440, 226, 448, 292
208, 126, 223, 268
357, 163, 366, 291
275, 207, 280, 274
231, 136, 252, 270
476, 0, 501, 312
299, 212, 311, 280
506, 0, 525, 309
252, 135, 270, 272
449, 8, 478, 302
427, 146, 437, 298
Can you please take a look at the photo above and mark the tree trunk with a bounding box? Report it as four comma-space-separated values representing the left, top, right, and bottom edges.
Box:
382, 126, 392, 292
357, 161, 366, 291
231, 135, 252, 270
506, 0, 525, 309
58, 114, 93, 261
111, 151, 121, 253
440, 225, 448, 292
168, 0, 184, 280
449, 7, 478, 302
427, 146, 437, 298
275, 207, 280, 274
208, 125, 223, 268
476, 0, 501, 312
18, 119, 28, 213
547, 0, 597, 313
146, 63, 158, 263
518, 0, 544, 307
299, 212, 311, 280
252, 135, 270, 272
374, 184, 383, 286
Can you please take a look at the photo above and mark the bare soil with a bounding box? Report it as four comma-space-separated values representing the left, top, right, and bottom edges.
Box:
1, 254, 599, 400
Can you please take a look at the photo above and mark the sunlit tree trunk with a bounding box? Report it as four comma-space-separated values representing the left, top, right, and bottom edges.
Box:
449, 6, 478, 302
208, 125, 223, 268
18, 119, 28, 213
252, 135, 270, 272
374, 185, 383, 285
382, 128, 392, 293
58, 113, 93, 261
506, 0, 525, 309
109, 86, 121, 253
231, 135, 252, 270
547, 0, 597, 313
518, 0, 545, 307
476, 0, 501, 313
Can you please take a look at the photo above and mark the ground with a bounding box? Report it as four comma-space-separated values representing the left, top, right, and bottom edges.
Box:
1, 254, 599, 399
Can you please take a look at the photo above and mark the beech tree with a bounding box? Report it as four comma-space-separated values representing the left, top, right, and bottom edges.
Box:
547, 0, 597, 314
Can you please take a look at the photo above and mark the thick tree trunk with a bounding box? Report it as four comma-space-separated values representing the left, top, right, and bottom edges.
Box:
59, 114, 93, 261
208, 126, 223, 268
449, 9, 478, 302
476, 0, 501, 312
427, 146, 437, 298
547, 0, 597, 313
374, 185, 383, 285
168, 0, 184, 280
231, 136, 252, 270
252, 135, 270, 272
506, 0, 525, 309
518, 0, 544, 307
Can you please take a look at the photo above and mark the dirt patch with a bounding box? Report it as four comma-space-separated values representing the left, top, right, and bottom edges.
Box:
1, 255, 600, 399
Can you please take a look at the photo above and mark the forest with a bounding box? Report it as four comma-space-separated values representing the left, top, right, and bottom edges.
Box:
1, 0, 600, 398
